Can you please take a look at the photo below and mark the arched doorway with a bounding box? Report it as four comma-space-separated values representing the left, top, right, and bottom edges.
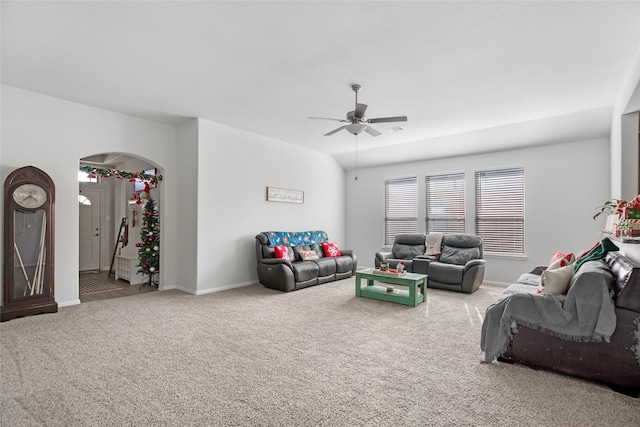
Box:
78, 153, 162, 302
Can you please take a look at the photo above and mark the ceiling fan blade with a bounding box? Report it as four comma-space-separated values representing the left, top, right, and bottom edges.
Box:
364, 126, 381, 137
308, 116, 348, 122
324, 126, 346, 136
367, 116, 408, 124
354, 103, 367, 119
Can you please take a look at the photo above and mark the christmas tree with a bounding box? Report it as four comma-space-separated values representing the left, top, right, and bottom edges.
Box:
136, 194, 159, 288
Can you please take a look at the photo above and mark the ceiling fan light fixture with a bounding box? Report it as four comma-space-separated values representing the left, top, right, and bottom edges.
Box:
309, 84, 407, 138
345, 123, 367, 135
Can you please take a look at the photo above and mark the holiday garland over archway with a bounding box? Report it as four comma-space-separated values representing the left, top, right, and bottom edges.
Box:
79, 165, 161, 287
79, 165, 163, 186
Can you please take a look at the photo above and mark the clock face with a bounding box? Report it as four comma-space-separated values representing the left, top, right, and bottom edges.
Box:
13, 184, 48, 209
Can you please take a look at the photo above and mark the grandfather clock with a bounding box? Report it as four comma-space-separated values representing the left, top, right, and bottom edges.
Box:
2, 166, 57, 322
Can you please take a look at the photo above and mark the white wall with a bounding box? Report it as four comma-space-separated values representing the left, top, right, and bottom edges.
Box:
620, 111, 639, 200
346, 138, 611, 285
1, 85, 180, 306
611, 43, 640, 199
174, 119, 199, 294
195, 118, 346, 294
0, 86, 348, 305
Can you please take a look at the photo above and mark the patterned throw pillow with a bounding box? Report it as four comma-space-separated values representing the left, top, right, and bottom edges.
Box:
548, 251, 575, 270
274, 245, 291, 262
299, 250, 319, 260
321, 242, 342, 257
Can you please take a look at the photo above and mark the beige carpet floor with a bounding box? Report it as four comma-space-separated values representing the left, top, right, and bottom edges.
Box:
1, 279, 638, 426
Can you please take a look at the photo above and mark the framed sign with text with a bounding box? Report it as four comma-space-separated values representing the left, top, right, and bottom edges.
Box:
266, 187, 304, 204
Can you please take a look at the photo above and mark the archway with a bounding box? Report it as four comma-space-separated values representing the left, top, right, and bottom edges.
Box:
78, 153, 164, 301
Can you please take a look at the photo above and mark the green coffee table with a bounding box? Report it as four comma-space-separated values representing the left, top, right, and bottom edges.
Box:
355, 269, 427, 307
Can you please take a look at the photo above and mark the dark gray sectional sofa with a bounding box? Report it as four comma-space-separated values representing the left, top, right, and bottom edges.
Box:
255, 231, 357, 292
482, 251, 640, 395
375, 233, 485, 293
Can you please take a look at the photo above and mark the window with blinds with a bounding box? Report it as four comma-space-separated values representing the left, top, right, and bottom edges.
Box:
384, 177, 418, 245
475, 167, 524, 255
425, 173, 465, 233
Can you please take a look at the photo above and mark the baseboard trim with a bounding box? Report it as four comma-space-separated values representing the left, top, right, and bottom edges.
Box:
58, 299, 81, 307
482, 280, 510, 287
195, 280, 259, 296
160, 284, 192, 294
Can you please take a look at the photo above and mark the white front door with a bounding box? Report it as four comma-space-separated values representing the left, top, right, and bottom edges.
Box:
79, 190, 101, 271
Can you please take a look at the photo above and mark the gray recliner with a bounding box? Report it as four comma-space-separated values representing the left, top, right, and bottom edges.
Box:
413, 233, 485, 293
374, 233, 426, 273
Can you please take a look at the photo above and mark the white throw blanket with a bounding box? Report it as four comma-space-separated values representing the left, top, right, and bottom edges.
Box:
425, 232, 444, 256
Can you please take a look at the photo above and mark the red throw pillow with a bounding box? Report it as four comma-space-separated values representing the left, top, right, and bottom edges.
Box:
548, 251, 575, 269
274, 245, 291, 262
322, 242, 342, 257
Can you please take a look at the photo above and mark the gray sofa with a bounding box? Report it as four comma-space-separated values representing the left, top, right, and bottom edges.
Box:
375, 233, 485, 293
413, 234, 485, 293
255, 231, 357, 292
481, 251, 640, 395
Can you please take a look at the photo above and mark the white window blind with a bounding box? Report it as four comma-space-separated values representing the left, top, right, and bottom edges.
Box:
384, 177, 418, 245
475, 167, 524, 254
426, 173, 465, 233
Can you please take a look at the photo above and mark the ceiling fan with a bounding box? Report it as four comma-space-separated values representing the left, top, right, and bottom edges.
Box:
308, 84, 407, 137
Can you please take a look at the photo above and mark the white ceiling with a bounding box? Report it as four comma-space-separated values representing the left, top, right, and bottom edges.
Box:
2, 1, 640, 170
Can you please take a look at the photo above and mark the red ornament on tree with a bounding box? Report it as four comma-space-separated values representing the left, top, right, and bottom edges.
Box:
147, 237, 153, 242
135, 242, 140, 247
142, 263, 148, 269
147, 211, 153, 217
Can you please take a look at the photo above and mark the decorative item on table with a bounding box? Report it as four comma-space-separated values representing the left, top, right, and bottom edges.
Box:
593, 195, 640, 236
617, 220, 633, 237
593, 198, 628, 220
621, 195, 640, 236
623, 195, 640, 219
378, 268, 405, 276
594, 197, 627, 234
380, 262, 388, 272
397, 261, 406, 273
